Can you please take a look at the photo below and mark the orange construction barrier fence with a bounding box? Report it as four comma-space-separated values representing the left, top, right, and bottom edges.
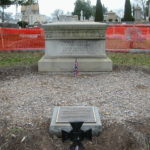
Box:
0, 27, 45, 51
0, 25, 150, 52
106, 24, 150, 52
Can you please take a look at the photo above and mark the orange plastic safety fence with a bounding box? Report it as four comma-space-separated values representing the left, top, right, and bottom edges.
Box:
106, 24, 150, 52
0, 27, 45, 51
1, 25, 150, 52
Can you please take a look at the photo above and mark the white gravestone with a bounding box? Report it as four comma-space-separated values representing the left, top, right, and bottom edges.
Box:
38, 22, 112, 72
134, 5, 142, 21
80, 10, 84, 21
72, 15, 78, 21
66, 16, 73, 22
59, 15, 66, 22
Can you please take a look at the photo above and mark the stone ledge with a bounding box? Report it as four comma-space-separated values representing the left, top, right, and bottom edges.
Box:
38, 57, 112, 72
43, 22, 108, 30
42, 22, 107, 40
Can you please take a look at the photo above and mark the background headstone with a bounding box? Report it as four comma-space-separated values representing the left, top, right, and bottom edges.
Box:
134, 5, 142, 22
72, 15, 78, 21
80, 10, 84, 21
59, 15, 66, 22
0, 23, 19, 28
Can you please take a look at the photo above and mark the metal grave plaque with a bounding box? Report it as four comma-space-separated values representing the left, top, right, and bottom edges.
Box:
50, 106, 102, 136
56, 106, 96, 123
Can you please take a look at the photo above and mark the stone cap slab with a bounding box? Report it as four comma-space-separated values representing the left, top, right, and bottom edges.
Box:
43, 22, 108, 30
49, 106, 102, 137
42, 22, 108, 40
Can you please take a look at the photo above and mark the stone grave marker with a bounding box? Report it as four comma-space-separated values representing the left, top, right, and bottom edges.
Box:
134, 5, 142, 22
49, 106, 102, 137
38, 22, 112, 72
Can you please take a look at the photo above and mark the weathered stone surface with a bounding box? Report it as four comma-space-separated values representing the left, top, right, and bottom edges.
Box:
38, 22, 112, 72
44, 40, 106, 58
42, 22, 107, 40
38, 57, 112, 72
49, 106, 102, 137
56, 107, 96, 123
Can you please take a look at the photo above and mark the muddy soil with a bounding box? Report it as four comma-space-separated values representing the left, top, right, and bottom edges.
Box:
0, 64, 38, 81
0, 118, 150, 150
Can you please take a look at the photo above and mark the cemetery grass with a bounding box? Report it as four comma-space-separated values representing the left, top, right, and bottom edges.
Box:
0, 52, 150, 67
0, 52, 43, 67
107, 52, 150, 67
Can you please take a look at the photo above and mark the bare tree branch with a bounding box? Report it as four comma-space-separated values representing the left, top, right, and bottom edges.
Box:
52, 9, 64, 20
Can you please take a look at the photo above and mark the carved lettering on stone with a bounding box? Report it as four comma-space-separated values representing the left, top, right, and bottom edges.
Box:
56, 107, 96, 123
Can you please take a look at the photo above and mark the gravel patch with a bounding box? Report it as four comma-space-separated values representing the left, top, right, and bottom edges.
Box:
0, 70, 150, 126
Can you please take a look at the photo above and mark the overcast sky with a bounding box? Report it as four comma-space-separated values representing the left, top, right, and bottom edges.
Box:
6, 0, 136, 17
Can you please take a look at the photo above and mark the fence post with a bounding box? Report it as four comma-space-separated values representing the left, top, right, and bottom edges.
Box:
0, 28, 4, 49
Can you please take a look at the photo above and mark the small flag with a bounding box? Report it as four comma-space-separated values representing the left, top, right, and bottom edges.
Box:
73, 58, 79, 77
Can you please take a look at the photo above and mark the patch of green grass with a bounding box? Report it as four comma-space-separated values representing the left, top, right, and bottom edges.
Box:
107, 52, 150, 67
8, 127, 24, 135
0, 52, 43, 67
0, 52, 150, 67
3, 127, 25, 140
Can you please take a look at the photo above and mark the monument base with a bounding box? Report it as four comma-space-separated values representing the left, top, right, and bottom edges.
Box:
38, 57, 112, 72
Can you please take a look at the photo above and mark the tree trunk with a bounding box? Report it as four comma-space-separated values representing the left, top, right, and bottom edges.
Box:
2, 7, 5, 22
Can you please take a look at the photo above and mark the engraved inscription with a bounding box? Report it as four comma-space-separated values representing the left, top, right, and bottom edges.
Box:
61, 40, 99, 56
56, 107, 96, 123
45, 40, 106, 58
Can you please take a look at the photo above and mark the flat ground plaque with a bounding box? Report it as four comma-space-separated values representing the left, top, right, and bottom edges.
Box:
56, 107, 96, 123
50, 106, 102, 137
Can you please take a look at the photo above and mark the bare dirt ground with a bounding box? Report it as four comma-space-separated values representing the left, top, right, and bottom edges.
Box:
0, 65, 150, 150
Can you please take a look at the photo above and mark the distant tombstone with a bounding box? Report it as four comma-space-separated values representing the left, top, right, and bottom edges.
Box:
49, 106, 102, 137
66, 16, 73, 22
59, 15, 66, 22
72, 15, 78, 21
0, 23, 19, 28
80, 10, 84, 21
134, 5, 142, 21
118, 17, 121, 23
52, 17, 58, 22
89, 16, 94, 21
146, 16, 149, 22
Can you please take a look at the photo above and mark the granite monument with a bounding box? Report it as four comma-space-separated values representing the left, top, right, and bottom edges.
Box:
38, 22, 112, 72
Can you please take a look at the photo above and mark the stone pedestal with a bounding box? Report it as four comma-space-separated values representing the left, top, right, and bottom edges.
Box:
38, 22, 112, 72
